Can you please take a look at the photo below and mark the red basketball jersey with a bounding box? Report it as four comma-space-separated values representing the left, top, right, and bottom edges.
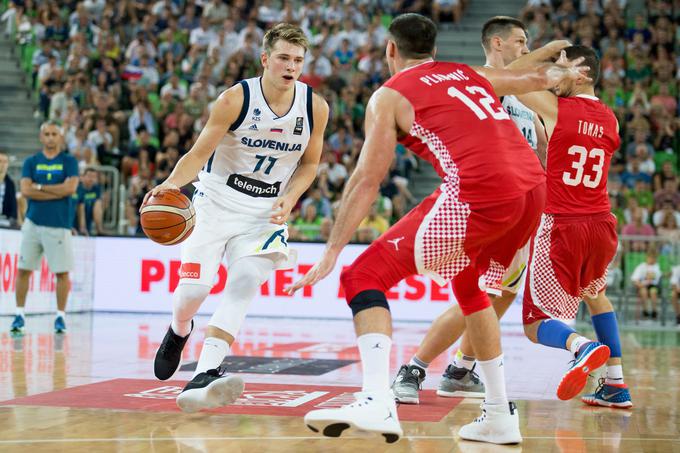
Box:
383, 61, 545, 205
545, 95, 620, 215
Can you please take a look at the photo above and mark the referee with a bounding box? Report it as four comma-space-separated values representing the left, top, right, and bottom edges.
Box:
11, 121, 78, 334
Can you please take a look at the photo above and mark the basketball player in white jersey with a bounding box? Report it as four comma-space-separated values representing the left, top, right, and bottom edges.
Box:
391, 18, 567, 403
143, 23, 329, 412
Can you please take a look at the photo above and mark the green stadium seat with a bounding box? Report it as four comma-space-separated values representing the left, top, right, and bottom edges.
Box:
623, 251, 646, 281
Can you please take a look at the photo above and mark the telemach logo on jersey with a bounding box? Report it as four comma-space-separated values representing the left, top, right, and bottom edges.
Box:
227, 174, 281, 198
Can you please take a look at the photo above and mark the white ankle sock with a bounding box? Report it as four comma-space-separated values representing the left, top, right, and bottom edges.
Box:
57, 310, 65, 319
568, 336, 591, 356
409, 355, 429, 369
605, 364, 624, 385
357, 333, 392, 395
477, 354, 508, 406
193, 337, 230, 378
16, 307, 25, 317
453, 349, 476, 370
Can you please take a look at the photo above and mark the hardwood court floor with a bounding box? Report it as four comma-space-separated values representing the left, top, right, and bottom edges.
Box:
0, 313, 678, 452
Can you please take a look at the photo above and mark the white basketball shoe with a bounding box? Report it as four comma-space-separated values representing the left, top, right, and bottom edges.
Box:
176, 368, 245, 413
304, 392, 403, 444
458, 401, 522, 444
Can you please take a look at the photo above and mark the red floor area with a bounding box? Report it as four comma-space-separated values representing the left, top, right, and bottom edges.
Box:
1, 378, 461, 422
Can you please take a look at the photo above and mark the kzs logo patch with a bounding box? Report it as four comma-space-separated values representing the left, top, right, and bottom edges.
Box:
293, 116, 303, 135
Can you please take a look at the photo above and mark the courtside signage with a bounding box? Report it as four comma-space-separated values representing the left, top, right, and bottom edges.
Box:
93, 237, 524, 322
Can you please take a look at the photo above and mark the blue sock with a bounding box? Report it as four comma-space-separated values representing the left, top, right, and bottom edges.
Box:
591, 312, 622, 358
536, 319, 576, 350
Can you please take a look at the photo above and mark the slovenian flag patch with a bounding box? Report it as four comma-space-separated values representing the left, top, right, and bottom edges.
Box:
270, 128, 283, 133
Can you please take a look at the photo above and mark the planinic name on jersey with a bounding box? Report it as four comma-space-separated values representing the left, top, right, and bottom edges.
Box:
240, 137, 303, 152
577, 120, 604, 138
419, 69, 470, 86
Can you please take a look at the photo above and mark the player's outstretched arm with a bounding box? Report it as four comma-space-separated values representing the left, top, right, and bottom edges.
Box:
324, 87, 402, 254
271, 93, 330, 225
505, 40, 571, 70
142, 84, 244, 205
475, 49, 590, 98
286, 87, 403, 294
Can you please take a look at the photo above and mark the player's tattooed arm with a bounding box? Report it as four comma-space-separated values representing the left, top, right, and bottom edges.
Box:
271, 93, 330, 225
143, 84, 244, 204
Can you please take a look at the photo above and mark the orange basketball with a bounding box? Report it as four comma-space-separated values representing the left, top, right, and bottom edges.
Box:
140, 191, 196, 245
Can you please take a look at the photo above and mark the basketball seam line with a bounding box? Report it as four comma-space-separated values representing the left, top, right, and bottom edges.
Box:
142, 214, 196, 231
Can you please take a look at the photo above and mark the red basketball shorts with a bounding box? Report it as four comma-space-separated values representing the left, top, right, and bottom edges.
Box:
341, 182, 546, 315
522, 212, 618, 324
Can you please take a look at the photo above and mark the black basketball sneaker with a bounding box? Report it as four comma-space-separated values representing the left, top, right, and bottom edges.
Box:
154, 321, 193, 380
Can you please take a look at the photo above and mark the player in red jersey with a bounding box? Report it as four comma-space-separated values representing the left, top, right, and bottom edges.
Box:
509, 45, 632, 408
287, 14, 590, 445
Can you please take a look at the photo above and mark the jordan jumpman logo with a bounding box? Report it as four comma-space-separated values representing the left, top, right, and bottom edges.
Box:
387, 237, 405, 251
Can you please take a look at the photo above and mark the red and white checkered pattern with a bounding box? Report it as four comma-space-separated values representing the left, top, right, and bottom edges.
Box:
410, 122, 471, 284
479, 259, 507, 296
528, 214, 608, 319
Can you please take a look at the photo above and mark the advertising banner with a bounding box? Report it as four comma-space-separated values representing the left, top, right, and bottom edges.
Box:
93, 237, 524, 323
0, 228, 95, 314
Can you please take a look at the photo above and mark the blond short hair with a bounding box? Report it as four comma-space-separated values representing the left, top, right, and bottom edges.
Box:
262, 23, 309, 55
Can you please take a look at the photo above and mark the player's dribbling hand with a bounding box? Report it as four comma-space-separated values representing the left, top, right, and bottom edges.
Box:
140, 181, 180, 212
270, 195, 294, 225
285, 249, 339, 295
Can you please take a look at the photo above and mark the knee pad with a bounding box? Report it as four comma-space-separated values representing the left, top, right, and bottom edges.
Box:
226, 256, 273, 292
173, 283, 211, 322
208, 256, 275, 337
347, 289, 390, 317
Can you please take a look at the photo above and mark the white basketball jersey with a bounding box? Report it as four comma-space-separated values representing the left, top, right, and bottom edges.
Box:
197, 77, 314, 217
502, 95, 537, 150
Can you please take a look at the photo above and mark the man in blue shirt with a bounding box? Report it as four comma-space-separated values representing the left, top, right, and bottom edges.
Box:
76, 167, 103, 235
12, 121, 79, 334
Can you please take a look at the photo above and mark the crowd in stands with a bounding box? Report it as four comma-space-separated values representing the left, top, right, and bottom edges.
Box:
521, 0, 679, 247
2, 0, 457, 242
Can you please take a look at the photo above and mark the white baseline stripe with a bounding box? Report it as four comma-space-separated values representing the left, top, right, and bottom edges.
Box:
0, 436, 677, 444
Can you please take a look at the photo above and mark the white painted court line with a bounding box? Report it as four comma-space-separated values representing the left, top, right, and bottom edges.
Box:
0, 436, 678, 444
